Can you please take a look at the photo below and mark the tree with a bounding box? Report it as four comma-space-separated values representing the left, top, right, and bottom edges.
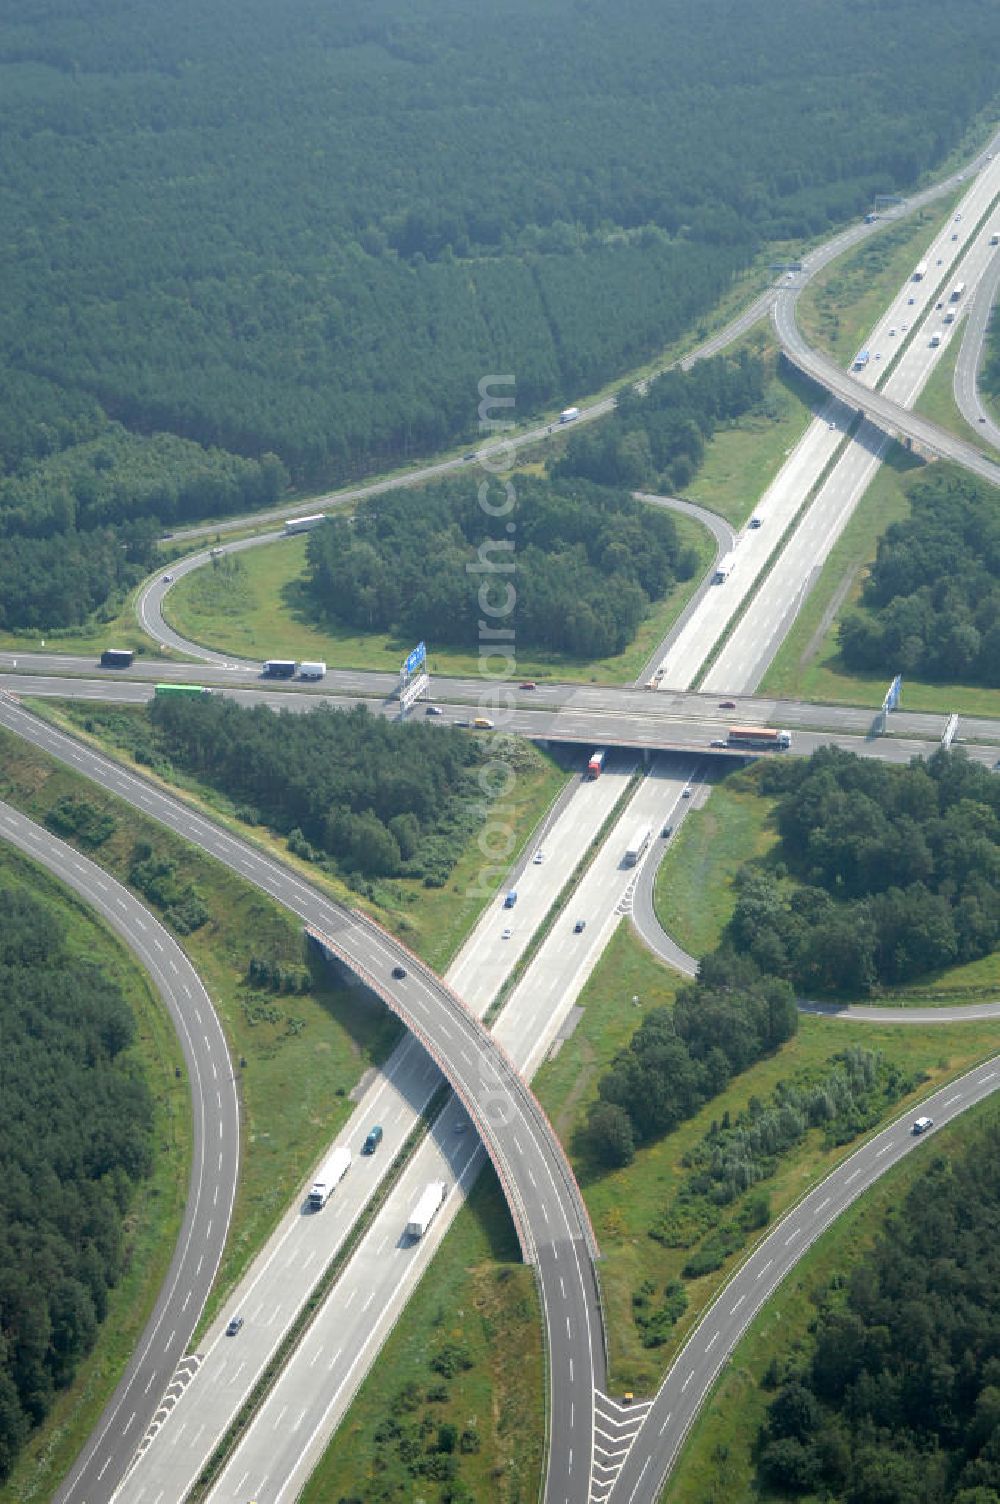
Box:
586, 1101, 636, 1167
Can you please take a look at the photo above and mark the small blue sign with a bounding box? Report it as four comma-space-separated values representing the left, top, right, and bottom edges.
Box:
884, 673, 902, 712
403, 641, 427, 677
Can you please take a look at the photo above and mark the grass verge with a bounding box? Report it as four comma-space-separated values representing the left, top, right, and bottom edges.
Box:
0, 725, 402, 1341
533, 924, 1000, 1394
298, 1168, 544, 1504
653, 777, 779, 958
659, 1091, 1000, 1504
760, 458, 1000, 717
797, 198, 960, 368
0, 846, 189, 1504
681, 340, 820, 527
161, 514, 717, 686
28, 699, 569, 974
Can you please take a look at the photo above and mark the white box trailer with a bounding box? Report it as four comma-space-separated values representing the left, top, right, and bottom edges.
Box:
559, 407, 580, 423
284, 514, 326, 535
308, 1145, 351, 1209
913, 260, 928, 280
298, 661, 327, 679
406, 1180, 447, 1239
714, 551, 736, 583
624, 823, 652, 867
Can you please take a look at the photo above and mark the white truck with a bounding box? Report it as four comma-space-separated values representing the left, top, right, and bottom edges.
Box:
308, 1145, 351, 1209
950, 281, 965, 301
913, 260, 928, 281
406, 1180, 447, 1239
714, 551, 736, 583
559, 407, 580, 424
623, 823, 652, 868
929, 331, 942, 347
298, 661, 327, 679
283, 514, 326, 535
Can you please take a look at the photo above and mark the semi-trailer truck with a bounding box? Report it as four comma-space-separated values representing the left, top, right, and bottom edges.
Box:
950, 282, 965, 301
283, 514, 326, 535
262, 659, 296, 678
714, 552, 736, 583
308, 1145, 351, 1209
101, 648, 134, 668
406, 1180, 446, 1239
623, 824, 652, 867
727, 726, 792, 750
586, 749, 606, 779
913, 260, 928, 280
559, 407, 580, 424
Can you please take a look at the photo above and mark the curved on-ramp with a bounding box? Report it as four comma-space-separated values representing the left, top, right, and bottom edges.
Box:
0, 798, 238, 1504
0, 696, 604, 1504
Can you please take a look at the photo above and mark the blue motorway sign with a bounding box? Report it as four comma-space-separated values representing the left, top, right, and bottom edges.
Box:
403, 641, 427, 677
883, 673, 902, 712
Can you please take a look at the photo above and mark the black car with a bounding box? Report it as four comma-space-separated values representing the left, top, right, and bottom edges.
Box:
226, 1315, 244, 1336
392, 965, 407, 980
573, 919, 586, 933
662, 825, 673, 838
363, 1125, 384, 1154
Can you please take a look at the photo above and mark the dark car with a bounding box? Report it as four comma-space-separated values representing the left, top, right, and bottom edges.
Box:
425, 704, 444, 715
710, 738, 727, 748
662, 825, 673, 839
519, 680, 537, 690
573, 919, 586, 933
226, 1315, 244, 1336
363, 1125, 384, 1154
392, 965, 407, 980
719, 700, 736, 710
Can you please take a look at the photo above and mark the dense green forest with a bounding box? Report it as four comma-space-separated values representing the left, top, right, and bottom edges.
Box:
0, 882, 153, 1479
755, 1114, 1000, 1502
742, 748, 1000, 989
305, 475, 694, 657
587, 748, 999, 1167
554, 350, 766, 492
1, 0, 998, 498
839, 469, 1000, 686
144, 697, 530, 885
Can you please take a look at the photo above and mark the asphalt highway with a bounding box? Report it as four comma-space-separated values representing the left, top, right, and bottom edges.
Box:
607, 1055, 1000, 1504
0, 695, 602, 1504
953, 237, 1000, 450
23, 122, 1000, 1504
7, 670, 999, 781
0, 797, 238, 1504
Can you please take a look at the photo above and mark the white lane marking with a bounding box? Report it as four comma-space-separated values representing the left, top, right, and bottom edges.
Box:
845, 1168, 862, 1184
659, 1411, 672, 1436
706, 1331, 719, 1351
814, 1197, 830, 1214
681, 1370, 694, 1393
756, 1259, 773, 1279
784, 1228, 801, 1246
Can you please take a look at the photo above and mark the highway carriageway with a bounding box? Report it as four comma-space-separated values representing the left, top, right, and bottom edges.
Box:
4, 667, 1000, 773
0, 693, 604, 1504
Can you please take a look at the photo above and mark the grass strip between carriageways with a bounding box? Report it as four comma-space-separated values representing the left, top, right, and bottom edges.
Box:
483, 768, 644, 1031
689, 400, 863, 693
186, 1082, 452, 1503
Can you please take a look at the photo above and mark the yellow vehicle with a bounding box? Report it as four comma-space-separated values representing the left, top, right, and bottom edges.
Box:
473, 716, 495, 729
